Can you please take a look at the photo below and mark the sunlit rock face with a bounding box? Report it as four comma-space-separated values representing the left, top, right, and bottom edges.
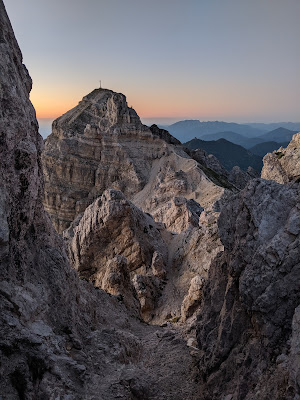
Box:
261, 132, 300, 184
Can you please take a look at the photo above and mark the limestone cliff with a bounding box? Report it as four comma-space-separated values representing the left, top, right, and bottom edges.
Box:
42, 89, 226, 233
261, 132, 300, 183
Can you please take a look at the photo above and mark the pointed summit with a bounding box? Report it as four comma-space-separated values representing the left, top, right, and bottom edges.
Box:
52, 88, 144, 139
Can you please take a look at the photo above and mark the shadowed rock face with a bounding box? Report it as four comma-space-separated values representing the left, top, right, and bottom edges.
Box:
196, 179, 300, 400
0, 2, 204, 398
262, 132, 300, 184
149, 124, 181, 145
188, 147, 259, 190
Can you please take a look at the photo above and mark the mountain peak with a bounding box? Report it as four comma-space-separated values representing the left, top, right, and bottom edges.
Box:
52, 87, 143, 137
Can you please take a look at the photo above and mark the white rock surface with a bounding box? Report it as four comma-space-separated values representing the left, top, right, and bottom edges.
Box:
262, 132, 300, 183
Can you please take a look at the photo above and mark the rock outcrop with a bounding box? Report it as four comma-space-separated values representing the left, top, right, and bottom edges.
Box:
149, 124, 181, 145
153, 207, 223, 324
0, 2, 203, 398
228, 165, 259, 189
196, 179, 300, 399
42, 89, 226, 233
261, 132, 300, 183
64, 188, 223, 324
64, 189, 168, 320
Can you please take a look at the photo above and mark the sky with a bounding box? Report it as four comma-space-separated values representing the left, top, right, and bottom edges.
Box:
4, 0, 300, 124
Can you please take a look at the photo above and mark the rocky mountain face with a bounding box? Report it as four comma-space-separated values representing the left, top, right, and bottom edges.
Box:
63, 188, 224, 325
197, 179, 300, 399
64, 189, 168, 321
261, 132, 300, 183
42, 86, 230, 326
42, 91, 225, 234
228, 165, 259, 189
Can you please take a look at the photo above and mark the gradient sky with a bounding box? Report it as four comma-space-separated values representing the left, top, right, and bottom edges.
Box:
4, 0, 300, 123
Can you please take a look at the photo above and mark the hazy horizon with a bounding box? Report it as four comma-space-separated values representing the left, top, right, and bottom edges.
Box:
5, 0, 300, 123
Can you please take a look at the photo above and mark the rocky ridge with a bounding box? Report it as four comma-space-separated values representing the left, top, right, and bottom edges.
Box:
188, 147, 258, 189
64, 189, 168, 321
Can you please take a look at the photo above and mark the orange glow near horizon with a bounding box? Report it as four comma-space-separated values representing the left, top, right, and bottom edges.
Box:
31, 81, 252, 121
31, 94, 77, 119
32, 82, 299, 123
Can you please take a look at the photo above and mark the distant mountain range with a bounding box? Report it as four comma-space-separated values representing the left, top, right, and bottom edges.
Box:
258, 127, 298, 142
181, 127, 296, 172
199, 127, 297, 149
165, 120, 299, 145
200, 131, 264, 149
247, 122, 300, 132
166, 120, 264, 142
184, 138, 263, 172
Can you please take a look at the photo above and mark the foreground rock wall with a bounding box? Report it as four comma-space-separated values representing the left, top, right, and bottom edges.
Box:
196, 179, 300, 399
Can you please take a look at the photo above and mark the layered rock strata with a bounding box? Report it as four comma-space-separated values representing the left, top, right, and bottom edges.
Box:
261, 132, 300, 183
42, 90, 226, 233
